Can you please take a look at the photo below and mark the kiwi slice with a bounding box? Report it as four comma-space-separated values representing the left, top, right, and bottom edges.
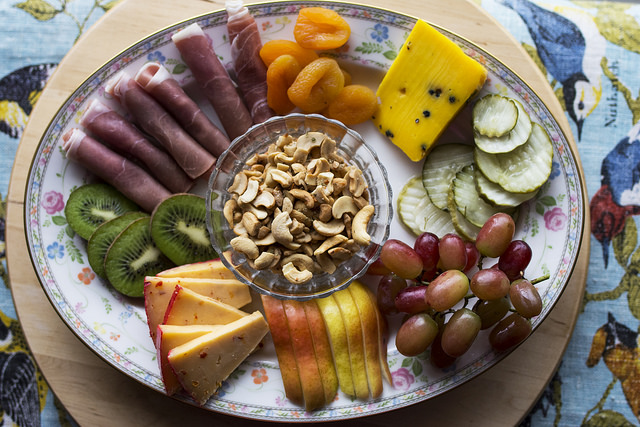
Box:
65, 183, 138, 240
104, 216, 174, 297
87, 211, 148, 278
150, 193, 217, 266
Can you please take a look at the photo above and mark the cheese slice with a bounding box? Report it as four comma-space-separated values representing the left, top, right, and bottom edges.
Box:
374, 19, 487, 161
163, 285, 248, 326
156, 324, 222, 395
167, 311, 269, 405
156, 253, 236, 279
143, 276, 250, 344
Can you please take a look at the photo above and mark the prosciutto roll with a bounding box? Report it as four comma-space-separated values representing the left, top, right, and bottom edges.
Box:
62, 128, 171, 213
171, 23, 253, 140
226, 0, 274, 124
134, 62, 230, 157
80, 99, 193, 193
107, 72, 216, 180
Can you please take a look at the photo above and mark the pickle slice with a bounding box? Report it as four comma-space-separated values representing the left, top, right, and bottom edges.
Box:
472, 94, 519, 138
447, 186, 480, 241
397, 176, 456, 237
421, 143, 474, 211
474, 123, 553, 194
475, 169, 538, 207
474, 98, 532, 154
451, 164, 515, 228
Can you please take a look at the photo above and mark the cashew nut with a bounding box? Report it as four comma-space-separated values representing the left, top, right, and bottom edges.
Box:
289, 188, 315, 209
238, 178, 259, 204
313, 218, 345, 236
254, 251, 277, 270
332, 196, 358, 219
352, 204, 374, 246
253, 191, 275, 210
272, 211, 294, 245
228, 171, 248, 195
282, 262, 313, 285
230, 236, 259, 260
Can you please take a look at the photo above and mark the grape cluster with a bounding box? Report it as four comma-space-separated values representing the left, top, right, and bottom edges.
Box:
371, 213, 543, 366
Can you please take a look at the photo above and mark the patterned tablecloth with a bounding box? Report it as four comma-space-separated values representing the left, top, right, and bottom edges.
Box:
1, 0, 638, 425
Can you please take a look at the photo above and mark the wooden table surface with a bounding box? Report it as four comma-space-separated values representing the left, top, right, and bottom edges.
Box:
5, 0, 590, 425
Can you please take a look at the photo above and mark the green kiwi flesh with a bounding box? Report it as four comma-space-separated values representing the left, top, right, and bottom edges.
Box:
65, 183, 138, 240
104, 216, 174, 297
87, 211, 148, 278
150, 193, 217, 266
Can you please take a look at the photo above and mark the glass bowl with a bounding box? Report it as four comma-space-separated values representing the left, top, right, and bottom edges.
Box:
206, 113, 392, 300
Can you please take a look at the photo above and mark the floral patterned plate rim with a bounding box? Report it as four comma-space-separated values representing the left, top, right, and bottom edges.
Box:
24, 1, 585, 422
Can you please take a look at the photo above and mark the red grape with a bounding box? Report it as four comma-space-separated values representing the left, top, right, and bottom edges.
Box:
380, 239, 423, 279
441, 308, 481, 358
489, 312, 532, 352
470, 268, 510, 301
473, 297, 510, 329
425, 270, 469, 312
509, 279, 542, 318
414, 232, 440, 272
430, 332, 457, 368
395, 313, 439, 356
367, 257, 391, 275
498, 240, 532, 280
463, 242, 480, 273
475, 213, 515, 258
377, 275, 407, 315
395, 285, 430, 314
438, 233, 467, 271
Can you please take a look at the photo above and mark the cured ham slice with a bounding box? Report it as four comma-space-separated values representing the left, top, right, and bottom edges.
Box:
134, 62, 230, 158
62, 128, 171, 212
172, 23, 253, 140
107, 72, 216, 180
80, 100, 193, 193
226, 0, 274, 124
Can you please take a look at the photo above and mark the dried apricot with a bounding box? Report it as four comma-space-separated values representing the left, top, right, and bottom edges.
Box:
287, 57, 345, 113
266, 55, 302, 115
341, 68, 352, 86
293, 7, 351, 50
259, 39, 319, 68
325, 85, 378, 125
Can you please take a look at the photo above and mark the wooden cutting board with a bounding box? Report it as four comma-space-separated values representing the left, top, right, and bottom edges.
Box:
5, 0, 590, 425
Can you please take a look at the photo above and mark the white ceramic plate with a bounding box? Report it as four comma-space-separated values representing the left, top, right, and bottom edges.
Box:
25, 1, 585, 422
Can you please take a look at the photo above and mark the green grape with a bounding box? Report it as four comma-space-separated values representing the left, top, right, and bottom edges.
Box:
441, 308, 481, 358
475, 213, 515, 258
380, 239, 424, 279
395, 313, 439, 357
473, 297, 510, 329
470, 268, 510, 301
425, 269, 469, 312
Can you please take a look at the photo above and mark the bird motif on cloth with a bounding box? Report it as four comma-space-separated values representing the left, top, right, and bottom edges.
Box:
0, 63, 56, 139
587, 313, 640, 421
590, 123, 640, 268
0, 309, 48, 427
498, 0, 604, 141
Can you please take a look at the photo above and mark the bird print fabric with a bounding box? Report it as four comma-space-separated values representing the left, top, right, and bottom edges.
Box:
2, 0, 640, 426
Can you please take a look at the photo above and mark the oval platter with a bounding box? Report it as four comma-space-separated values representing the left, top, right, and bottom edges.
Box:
23, 0, 585, 422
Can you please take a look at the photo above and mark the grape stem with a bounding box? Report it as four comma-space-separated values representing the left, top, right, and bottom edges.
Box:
529, 273, 550, 285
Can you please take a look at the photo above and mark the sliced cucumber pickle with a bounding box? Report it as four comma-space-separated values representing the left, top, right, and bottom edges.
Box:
475, 169, 538, 207
398, 176, 457, 237
421, 143, 474, 211
447, 186, 481, 241
474, 123, 553, 194
472, 94, 518, 138
474, 99, 532, 154
451, 164, 515, 228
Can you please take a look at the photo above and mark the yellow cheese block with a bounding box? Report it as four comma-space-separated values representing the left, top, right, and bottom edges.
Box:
156, 324, 222, 395
143, 276, 251, 344
156, 255, 236, 279
374, 19, 487, 161
167, 311, 269, 405
163, 285, 248, 326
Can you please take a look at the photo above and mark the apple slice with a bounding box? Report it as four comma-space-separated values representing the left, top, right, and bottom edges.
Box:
302, 300, 339, 404
315, 294, 355, 397
260, 295, 304, 406
167, 311, 268, 405
364, 282, 393, 384
156, 255, 235, 279
282, 299, 326, 411
156, 324, 222, 395
348, 280, 383, 398
163, 285, 247, 326
144, 276, 251, 308
332, 287, 370, 399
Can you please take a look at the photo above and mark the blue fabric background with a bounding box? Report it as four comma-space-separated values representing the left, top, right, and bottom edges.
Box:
1, 0, 639, 425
